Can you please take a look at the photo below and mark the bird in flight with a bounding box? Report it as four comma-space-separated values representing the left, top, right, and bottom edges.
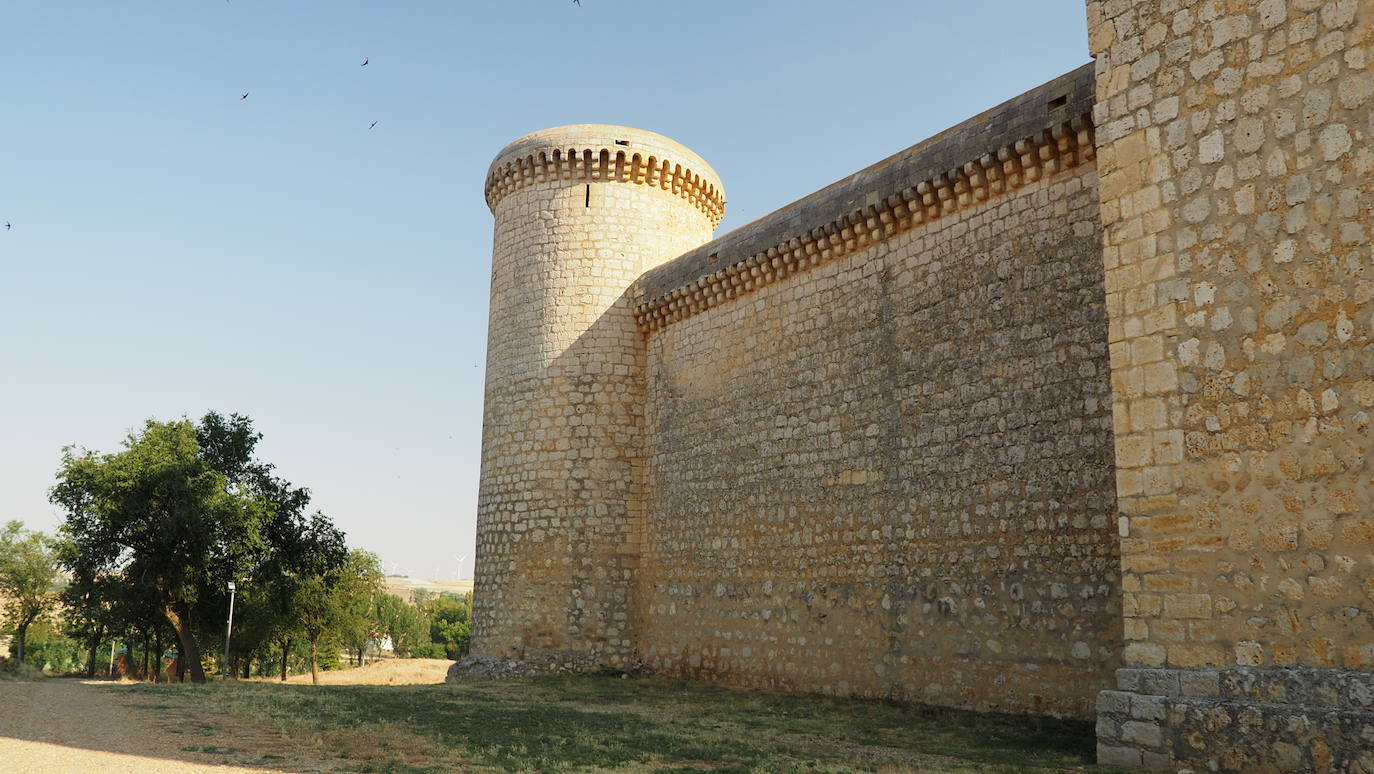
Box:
240, 92, 249, 100
573, 0, 580, 5
3, 222, 10, 231
361, 57, 369, 66
369, 121, 379, 130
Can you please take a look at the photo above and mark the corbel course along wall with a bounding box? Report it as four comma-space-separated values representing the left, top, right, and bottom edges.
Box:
629, 64, 1122, 719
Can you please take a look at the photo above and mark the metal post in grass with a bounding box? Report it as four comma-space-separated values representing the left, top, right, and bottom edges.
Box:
223, 580, 237, 678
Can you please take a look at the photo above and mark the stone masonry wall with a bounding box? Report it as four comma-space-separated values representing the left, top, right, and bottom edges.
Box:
632, 67, 1121, 717
472, 16, 1373, 761
1086, 0, 1374, 768
473, 126, 723, 669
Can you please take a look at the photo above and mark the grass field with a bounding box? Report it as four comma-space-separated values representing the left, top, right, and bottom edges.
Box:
128, 674, 1112, 773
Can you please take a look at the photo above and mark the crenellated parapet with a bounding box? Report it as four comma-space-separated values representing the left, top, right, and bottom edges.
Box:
633, 64, 1096, 332
484, 124, 726, 228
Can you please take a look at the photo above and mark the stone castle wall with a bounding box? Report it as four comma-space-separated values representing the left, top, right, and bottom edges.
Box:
1086, 0, 1374, 769
472, 1, 1373, 766
630, 66, 1120, 719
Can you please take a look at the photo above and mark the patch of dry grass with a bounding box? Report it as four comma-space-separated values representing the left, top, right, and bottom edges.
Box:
126, 673, 1115, 773
261, 658, 452, 686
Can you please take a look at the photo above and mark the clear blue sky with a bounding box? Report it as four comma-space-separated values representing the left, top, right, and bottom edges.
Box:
0, 1, 1090, 579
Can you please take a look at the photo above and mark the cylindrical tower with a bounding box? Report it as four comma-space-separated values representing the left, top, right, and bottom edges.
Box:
472, 125, 724, 669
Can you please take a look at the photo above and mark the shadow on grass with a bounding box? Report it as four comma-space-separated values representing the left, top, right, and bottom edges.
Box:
127, 674, 1104, 773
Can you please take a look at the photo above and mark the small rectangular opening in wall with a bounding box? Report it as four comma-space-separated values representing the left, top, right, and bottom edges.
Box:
614, 139, 630, 146
585, 184, 591, 208
1047, 94, 1068, 111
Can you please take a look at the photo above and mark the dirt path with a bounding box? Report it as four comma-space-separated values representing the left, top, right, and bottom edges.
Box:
0, 679, 335, 774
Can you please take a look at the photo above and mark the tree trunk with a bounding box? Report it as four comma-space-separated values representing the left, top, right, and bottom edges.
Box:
14, 616, 32, 666
141, 632, 151, 680
85, 627, 102, 678
309, 636, 319, 686
242, 657, 251, 679
152, 629, 163, 682
161, 595, 206, 684
279, 637, 291, 681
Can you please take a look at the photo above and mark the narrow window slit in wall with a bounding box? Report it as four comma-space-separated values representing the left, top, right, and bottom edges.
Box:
1047, 94, 1068, 111
614, 139, 630, 147
585, 184, 591, 208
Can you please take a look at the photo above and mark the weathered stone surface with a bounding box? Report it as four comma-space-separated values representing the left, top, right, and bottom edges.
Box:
638, 156, 1117, 719
1099, 666, 1374, 771
469, 0, 1373, 767
473, 125, 723, 670
474, 73, 1119, 722
1088, 0, 1374, 766
448, 653, 630, 682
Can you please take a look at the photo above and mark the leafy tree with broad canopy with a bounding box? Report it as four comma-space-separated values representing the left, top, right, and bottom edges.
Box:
374, 592, 431, 657
294, 548, 382, 684
50, 412, 347, 684
0, 521, 62, 668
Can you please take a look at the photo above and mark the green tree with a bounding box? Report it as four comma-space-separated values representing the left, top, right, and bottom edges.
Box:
426, 594, 472, 660
294, 547, 378, 684
0, 521, 61, 668
56, 568, 119, 677
256, 509, 347, 682
50, 412, 343, 684
374, 593, 430, 658
337, 551, 385, 666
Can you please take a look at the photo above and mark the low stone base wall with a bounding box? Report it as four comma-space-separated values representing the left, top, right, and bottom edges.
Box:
449, 651, 641, 682
1096, 667, 1374, 771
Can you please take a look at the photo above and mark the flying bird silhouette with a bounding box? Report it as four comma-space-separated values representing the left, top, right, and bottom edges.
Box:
240, 92, 249, 100
3, 223, 10, 231
361, 57, 369, 66
369, 121, 379, 130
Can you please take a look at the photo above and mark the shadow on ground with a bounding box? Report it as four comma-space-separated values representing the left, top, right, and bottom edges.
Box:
1, 673, 1109, 773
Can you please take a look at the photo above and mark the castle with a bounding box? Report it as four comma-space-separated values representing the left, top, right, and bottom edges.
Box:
470, 1, 1374, 769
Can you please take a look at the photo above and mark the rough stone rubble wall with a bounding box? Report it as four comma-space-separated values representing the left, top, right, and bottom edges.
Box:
473, 139, 718, 668
472, 1, 1374, 760
1086, 0, 1374, 768
638, 163, 1116, 718
631, 67, 1121, 720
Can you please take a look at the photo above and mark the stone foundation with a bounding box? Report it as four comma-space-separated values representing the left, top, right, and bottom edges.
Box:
1097, 667, 1374, 771
449, 651, 641, 682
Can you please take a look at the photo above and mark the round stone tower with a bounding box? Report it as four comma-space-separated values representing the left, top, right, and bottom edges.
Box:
473, 125, 724, 669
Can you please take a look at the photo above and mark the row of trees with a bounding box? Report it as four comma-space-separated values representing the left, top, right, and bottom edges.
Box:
0, 521, 61, 666
0, 412, 471, 683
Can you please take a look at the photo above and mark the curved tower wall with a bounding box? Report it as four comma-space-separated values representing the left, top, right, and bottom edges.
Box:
473, 125, 723, 667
